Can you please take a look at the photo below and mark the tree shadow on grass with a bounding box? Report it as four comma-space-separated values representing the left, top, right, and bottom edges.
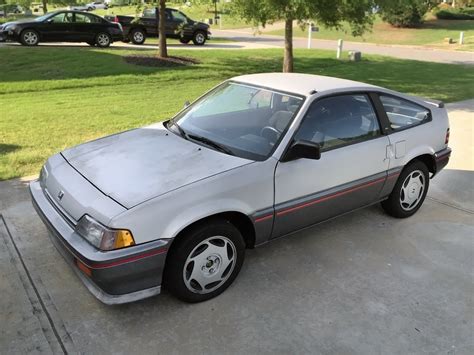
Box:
0, 144, 21, 155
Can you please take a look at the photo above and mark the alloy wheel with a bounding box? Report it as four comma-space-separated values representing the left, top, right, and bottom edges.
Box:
97, 34, 110, 47
183, 236, 237, 294
400, 170, 425, 211
23, 31, 38, 45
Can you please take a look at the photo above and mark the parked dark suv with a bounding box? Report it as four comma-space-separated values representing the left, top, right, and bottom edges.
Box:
106, 7, 211, 45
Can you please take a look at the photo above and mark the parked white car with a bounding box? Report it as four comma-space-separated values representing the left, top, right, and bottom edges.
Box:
30, 74, 451, 305
88, 1, 109, 10
68, 4, 93, 12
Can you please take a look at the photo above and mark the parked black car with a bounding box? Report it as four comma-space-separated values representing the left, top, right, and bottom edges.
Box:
105, 7, 211, 45
0, 10, 123, 47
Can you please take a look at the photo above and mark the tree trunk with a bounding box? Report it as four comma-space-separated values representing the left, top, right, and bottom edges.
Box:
42, 0, 48, 14
283, 18, 293, 73
158, 0, 168, 58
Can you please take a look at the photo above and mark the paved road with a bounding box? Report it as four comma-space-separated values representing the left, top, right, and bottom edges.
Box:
213, 29, 474, 65
0, 101, 473, 354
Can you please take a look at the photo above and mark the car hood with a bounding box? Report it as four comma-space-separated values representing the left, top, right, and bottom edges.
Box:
61, 123, 252, 209
1, 19, 35, 27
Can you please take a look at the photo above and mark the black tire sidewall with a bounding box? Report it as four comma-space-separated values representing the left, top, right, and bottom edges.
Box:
164, 220, 245, 303
382, 161, 430, 218
130, 29, 145, 45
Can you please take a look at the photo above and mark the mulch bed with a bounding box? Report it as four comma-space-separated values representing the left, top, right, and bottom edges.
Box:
124, 55, 200, 67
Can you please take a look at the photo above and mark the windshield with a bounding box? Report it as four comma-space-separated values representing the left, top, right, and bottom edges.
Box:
170, 82, 304, 161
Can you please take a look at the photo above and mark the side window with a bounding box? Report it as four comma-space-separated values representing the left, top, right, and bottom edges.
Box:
380, 95, 430, 130
171, 10, 188, 23
50, 13, 72, 23
294, 94, 380, 151
75, 13, 92, 23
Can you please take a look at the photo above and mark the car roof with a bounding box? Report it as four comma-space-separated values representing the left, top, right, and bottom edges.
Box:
231, 73, 379, 97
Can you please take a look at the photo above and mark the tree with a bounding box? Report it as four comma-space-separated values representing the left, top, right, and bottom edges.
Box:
158, 0, 168, 58
231, 0, 374, 72
378, 0, 435, 27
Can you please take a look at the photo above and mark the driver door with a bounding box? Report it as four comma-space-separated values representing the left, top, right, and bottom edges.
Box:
272, 93, 391, 238
40, 12, 74, 42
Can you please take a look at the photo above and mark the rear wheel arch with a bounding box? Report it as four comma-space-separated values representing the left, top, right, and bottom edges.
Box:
407, 154, 436, 176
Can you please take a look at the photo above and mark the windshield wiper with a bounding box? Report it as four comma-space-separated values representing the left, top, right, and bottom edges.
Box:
188, 134, 235, 156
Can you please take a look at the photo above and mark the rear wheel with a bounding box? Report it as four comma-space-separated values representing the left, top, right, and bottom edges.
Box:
130, 28, 146, 45
20, 29, 39, 46
192, 31, 206, 45
381, 160, 430, 218
95, 32, 111, 48
164, 219, 245, 303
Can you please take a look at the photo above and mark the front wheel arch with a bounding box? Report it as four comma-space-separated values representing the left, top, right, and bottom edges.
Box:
166, 212, 256, 258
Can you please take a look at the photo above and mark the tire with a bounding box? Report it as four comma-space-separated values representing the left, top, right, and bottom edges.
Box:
95, 32, 111, 48
381, 160, 430, 218
130, 28, 146, 45
164, 219, 245, 303
179, 37, 191, 44
192, 31, 206, 46
20, 29, 39, 46
87, 7, 93, 11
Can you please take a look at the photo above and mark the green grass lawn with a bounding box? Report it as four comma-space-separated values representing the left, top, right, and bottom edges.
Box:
0, 46, 473, 180
265, 16, 474, 51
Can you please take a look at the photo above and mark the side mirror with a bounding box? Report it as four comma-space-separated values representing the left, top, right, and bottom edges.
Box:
282, 140, 321, 162
184, 100, 190, 108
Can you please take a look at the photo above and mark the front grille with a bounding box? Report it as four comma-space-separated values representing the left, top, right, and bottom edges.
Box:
44, 188, 77, 228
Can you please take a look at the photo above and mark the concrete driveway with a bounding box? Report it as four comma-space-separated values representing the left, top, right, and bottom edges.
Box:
0, 101, 472, 354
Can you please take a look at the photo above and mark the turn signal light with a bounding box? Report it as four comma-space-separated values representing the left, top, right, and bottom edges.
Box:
76, 259, 92, 277
445, 128, 450, 144
113, 230, 135, 249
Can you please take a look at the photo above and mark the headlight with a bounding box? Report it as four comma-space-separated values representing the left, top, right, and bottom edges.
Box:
75, 215, 135, 251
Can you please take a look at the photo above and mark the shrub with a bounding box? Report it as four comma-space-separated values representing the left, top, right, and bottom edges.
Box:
435, 8, 474, 20
379, 0, 434, 28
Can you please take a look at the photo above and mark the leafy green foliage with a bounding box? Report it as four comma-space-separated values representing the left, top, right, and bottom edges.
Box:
378, 0, 435, 28
231, 0, 375, 36
435, 7, 474, 20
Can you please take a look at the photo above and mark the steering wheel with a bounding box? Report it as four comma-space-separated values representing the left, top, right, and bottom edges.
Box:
260, 126, 281, 142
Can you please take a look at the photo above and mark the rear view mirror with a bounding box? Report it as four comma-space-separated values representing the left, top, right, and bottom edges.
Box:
282, 140, 321, 162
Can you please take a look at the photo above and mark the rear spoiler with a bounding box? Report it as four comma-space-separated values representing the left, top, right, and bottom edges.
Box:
421, 97, 445, 109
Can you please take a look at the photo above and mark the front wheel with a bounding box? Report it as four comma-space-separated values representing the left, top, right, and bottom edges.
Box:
130, 28, 146, 45
95, 32, 111, 48
20, 29, 39, 46
192, 31, 206, 46
381, 160, 430, 218
164, 219, 245, 303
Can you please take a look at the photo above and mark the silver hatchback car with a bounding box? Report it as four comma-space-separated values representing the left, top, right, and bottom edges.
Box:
30, 73, 451, 304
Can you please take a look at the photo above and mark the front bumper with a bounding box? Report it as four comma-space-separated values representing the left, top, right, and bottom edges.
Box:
30, 180, 170, 305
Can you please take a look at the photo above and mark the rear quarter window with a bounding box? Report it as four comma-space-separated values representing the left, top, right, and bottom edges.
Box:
380, 95, 431, 131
